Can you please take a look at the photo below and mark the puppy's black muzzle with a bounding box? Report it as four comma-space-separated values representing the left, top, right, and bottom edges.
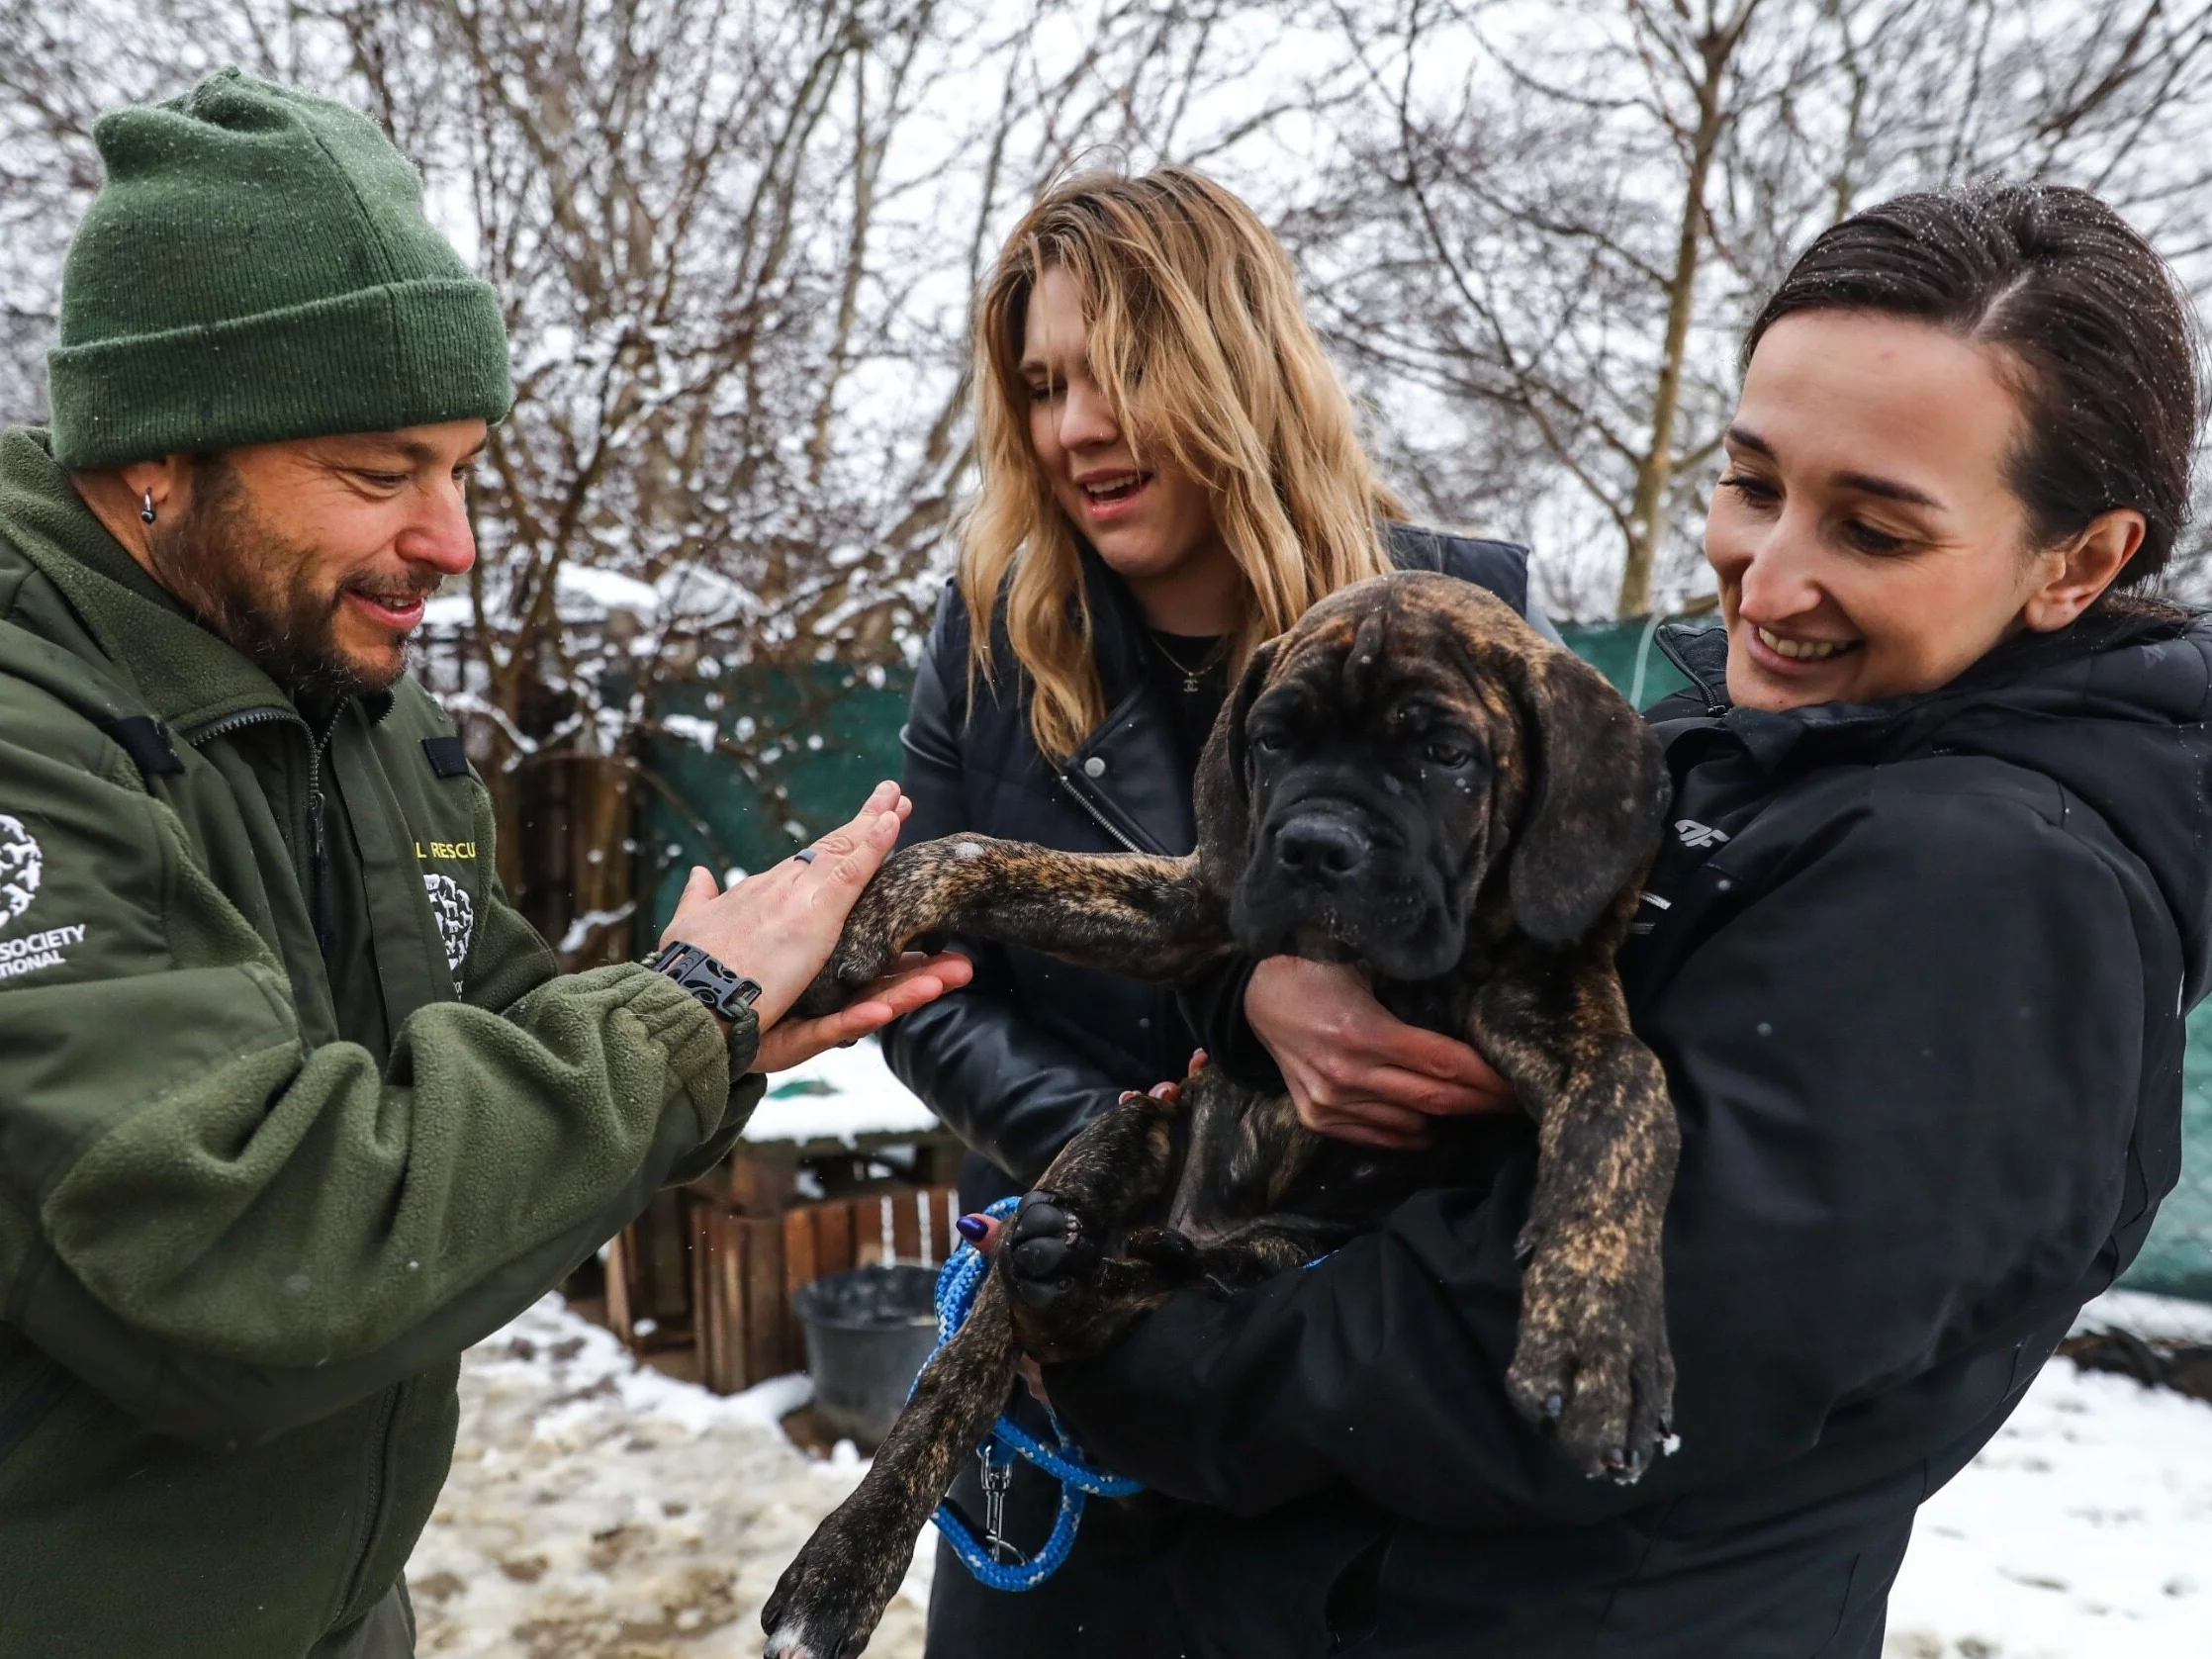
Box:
1272, 811, 1372, 883
1237, 784, 1464, 981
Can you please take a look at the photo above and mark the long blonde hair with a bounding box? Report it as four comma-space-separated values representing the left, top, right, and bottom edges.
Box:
960, 166, 1402, 761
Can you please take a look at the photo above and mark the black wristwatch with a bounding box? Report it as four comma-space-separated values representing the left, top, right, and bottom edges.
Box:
649, 941, 764, 1028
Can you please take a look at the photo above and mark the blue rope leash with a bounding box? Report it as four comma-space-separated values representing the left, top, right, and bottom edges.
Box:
920, 1197, 1144, 1591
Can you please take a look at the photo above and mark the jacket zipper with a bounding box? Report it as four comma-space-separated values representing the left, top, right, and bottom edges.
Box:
192, 707, 387, 1622
188, 706, 340, 955
1655, 624, 1730, 715
1055, 769, 1146, 854
334, 1381, 403, 1628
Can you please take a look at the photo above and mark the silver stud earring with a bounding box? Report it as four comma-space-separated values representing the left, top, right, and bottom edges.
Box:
138, 489, 156, 526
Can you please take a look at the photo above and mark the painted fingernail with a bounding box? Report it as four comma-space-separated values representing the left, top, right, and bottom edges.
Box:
956, 1214, 990, 1244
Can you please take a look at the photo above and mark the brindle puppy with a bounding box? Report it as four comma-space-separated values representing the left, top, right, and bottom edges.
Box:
762, 572, 1677, 1659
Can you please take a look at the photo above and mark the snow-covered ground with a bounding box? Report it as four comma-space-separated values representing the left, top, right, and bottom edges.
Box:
1884, 1291, 2212, 1659
410, 1286, 2212, 1658
408, 1297, 930, 1657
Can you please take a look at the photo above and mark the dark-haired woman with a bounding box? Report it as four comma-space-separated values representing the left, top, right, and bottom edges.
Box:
1024, 182, 2212, 1656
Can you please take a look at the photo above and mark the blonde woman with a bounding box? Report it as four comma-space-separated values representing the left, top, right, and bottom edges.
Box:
880, 166, 1549, 1655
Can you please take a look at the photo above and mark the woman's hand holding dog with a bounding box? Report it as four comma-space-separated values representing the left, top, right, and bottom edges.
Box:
1245, 958, 1518, 1149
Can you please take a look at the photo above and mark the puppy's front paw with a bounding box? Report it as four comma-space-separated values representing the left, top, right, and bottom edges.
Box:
1506, 1239, 1675, 1484
788, 901, 909, 1021
788, 964, 854, 1022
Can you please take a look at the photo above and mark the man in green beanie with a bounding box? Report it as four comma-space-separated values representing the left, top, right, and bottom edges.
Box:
0, 68, 967, 1658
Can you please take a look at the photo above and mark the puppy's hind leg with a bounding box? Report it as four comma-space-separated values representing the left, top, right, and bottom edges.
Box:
763, 1277, 1018, 1659
998, 1078, 1197, 1360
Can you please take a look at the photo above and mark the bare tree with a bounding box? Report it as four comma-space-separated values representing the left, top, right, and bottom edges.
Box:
0, 0, 329, 419
1293, 0, 2212, 620
0, 0, 1300, 958
14, 0, 2211, 947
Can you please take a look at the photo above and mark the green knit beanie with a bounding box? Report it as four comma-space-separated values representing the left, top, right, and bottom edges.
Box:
46, 67, 511, 471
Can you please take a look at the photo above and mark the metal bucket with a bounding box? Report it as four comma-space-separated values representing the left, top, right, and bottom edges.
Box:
793, 1264, 940, 1450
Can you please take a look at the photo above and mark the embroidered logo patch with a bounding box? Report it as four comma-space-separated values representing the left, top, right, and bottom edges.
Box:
0, 814, 38, 925
0, 814, 86, 981
422, 872, 476, 993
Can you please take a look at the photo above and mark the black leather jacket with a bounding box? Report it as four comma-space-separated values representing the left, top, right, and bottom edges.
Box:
880, 526, 1543, 1202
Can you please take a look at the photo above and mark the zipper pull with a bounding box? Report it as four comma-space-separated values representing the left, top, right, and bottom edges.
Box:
308, 787, 332, 956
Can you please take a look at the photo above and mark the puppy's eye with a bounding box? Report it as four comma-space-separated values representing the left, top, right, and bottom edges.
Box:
1425, 739, 1473, 768
1251, 727, 1290, 755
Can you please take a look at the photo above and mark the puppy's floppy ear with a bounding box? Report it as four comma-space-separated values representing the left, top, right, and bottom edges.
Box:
1193, 637, 1281, 895
1504, 644, 1667, 944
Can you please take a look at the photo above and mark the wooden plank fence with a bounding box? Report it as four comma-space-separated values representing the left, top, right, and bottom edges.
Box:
607, 1183, 963, 1395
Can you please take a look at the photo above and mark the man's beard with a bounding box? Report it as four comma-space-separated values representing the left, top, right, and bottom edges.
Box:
144, 457, 433, 698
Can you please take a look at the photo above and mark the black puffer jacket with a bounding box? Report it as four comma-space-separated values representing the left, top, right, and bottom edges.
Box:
882, 527, 1542, 1202
1050, 602, 2210, 1658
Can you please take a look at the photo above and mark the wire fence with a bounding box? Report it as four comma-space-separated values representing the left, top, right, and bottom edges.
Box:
2127, 1017, 2212, 1302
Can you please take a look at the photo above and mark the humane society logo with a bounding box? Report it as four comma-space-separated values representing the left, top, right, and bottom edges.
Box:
423, 872, 475, 994
0, 812, 86, 980
0, 814, 36, 922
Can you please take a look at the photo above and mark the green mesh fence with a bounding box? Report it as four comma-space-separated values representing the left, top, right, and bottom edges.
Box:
639, 616, 2209, 1300
2138, 1013, 2212, 1299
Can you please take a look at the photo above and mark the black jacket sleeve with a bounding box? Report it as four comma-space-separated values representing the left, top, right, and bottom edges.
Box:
878, 590, 1129, 1184
1055, 770, 2163, 1527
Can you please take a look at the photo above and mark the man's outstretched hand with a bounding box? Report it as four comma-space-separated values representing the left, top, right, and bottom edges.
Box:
751, 950, 971, 1072
657, 781, 972, 1071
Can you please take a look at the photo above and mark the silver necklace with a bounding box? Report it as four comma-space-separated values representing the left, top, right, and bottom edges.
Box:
1148, 629, 1229, 693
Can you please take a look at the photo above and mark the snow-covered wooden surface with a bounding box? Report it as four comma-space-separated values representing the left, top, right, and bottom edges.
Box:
739, 1038, 940, 1147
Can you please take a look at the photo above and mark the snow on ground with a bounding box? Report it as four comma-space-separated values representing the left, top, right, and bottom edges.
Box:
1884, 1290, 2212, 1659
412, 1285, 2212, 1659
409, 1296, 928, 1658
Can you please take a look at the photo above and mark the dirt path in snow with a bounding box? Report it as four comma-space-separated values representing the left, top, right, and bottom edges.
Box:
407, 1297, 928, 1659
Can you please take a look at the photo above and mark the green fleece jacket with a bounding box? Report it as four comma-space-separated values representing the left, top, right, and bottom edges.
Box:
0, 427, 762, 1656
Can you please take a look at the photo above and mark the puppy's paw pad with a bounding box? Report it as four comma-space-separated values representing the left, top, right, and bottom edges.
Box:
1005, 1190, 1099, 1307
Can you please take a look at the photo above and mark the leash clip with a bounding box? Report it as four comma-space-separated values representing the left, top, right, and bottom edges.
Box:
978, 1445, 1026, 1566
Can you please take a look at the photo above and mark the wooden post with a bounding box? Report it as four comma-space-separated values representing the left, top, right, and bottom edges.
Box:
603, 1230, 633, 1343
743, 1214, 788, 1381
682, 1185, 960, 1395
